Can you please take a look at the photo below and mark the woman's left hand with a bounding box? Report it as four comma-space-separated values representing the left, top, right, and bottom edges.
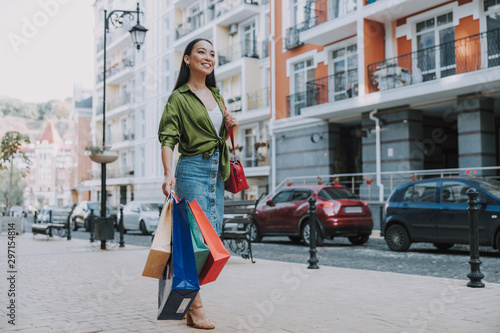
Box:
225, 113, 238, 129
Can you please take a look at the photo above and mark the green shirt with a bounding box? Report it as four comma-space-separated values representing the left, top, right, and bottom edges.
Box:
158, 83, 230, 181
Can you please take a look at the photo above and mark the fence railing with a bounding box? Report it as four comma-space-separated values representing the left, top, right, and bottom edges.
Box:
96, 56, 134, 84
286, 69, 358, 116
367, 28, 500, 93
218, 39, 259, 66
268, 166, 500, 203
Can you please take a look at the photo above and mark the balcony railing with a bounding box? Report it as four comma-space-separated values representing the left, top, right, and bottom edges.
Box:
295, 0, 358, 33
286, 69, 358, 116
96, 56, 134, 84
218, 39, 259, 66
107, 94, 132, 111
175, 0, 259, 40
261, 39, 269, 58
226, 96, 242, 112
367, 28, 500, 93
247, 87, 270, 110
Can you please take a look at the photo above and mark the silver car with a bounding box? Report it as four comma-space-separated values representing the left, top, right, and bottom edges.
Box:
121, 201, 163, 235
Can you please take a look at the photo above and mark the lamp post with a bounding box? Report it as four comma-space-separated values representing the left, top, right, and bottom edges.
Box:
99, 2, 147, 249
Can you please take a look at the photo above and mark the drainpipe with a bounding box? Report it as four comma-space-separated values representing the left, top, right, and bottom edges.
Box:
369, 109, 384, 202
270, 0, 277, 193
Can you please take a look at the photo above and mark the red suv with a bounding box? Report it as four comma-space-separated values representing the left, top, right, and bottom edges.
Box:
251, 185, 373, 245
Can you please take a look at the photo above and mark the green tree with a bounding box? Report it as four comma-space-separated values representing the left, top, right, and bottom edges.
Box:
0, 131, 31, 211
0, 169, 25, 206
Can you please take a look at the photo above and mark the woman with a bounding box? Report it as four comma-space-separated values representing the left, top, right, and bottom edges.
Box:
158, 38, 238, 329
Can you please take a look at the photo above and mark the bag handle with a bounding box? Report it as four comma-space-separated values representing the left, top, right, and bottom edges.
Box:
220, 100, 236, 159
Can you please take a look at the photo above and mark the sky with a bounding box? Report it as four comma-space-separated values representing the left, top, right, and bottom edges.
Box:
0, 0, 95, 103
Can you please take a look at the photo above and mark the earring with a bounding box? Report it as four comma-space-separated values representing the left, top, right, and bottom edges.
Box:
186, 63, 189, 68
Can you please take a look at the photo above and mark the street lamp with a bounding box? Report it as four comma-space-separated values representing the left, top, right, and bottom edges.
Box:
98, 2, 147, 249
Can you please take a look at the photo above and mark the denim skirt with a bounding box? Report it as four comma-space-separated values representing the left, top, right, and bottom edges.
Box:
175, 150, 224, 235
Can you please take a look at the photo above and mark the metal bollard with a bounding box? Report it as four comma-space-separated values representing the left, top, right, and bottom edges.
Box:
119, 207, 125, 247
466, 188, 485, 288
89, 209, 95, 243
48, 210, 53, 237
307, 197, 319, 269
34, 211, 38, 224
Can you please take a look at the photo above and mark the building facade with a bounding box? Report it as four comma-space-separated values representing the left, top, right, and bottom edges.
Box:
270, 0, 500, 198
89, 0, 500, 204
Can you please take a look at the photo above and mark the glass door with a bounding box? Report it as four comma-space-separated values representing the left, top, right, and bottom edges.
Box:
331, 44, 357, 101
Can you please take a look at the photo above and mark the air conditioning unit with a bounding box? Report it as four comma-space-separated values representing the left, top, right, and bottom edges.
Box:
228, 23, 238, 36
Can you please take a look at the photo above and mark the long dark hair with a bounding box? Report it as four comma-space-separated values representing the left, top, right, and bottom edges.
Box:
173, 38, 217, 91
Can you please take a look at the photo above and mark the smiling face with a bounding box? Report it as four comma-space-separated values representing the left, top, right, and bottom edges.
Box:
184, 40, 216, 76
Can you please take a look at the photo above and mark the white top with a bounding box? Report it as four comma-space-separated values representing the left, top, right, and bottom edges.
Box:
207, 105, 223, 136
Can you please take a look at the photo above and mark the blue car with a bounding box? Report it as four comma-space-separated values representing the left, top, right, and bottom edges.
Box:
382, 177, 500, 252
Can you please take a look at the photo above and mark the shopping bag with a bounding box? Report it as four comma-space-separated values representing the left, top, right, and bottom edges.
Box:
142, 197, 172, 279
187, 206, 210, 276
188, 199, 231, 285
157, 197, 200, 320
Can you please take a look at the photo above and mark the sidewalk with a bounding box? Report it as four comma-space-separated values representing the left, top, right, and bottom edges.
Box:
1, 233, 499, 333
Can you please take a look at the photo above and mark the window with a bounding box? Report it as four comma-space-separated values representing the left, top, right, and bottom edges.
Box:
242, 22, 257, 57
291, 58, 315, 116
292, 190, 312, 202
121, 119, 127, 141
162, 17, 170, 51
331, 45, 358, 101
485, 1, 500, 67
162, 57, 170, 93
415, 12, 455, 81
273, 191, 293, 204
441, 181, 470, 204
402, 182, 437, 203
329, 0, 357, 20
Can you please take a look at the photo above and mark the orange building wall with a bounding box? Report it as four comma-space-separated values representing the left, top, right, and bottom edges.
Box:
364, 19, 385, 93
455, 15, 480, 73
273, 0, 324, 120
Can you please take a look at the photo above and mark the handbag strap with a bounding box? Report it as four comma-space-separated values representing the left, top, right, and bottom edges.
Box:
220, 100, 236, 159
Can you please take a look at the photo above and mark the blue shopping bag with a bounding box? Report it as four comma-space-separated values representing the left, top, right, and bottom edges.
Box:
157, 198, 200, 320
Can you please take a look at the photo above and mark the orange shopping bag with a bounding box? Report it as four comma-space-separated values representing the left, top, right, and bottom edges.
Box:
187, 200, 230, 285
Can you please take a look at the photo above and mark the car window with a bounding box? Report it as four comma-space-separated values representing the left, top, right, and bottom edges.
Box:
291, 190, 312, 202
470, 178, 500, 199
402, 182, 437, 203
141, 203, 162, 211
441, 181, 470, 204
319, 188, 357, 200
273, 191, 293, 204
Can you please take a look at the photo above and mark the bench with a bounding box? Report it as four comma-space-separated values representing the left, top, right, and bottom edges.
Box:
221, 199, 259, 263
32, 223, 68, 240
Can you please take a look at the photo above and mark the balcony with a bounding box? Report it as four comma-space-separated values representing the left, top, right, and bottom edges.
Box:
285, 26, 304, 50
95, 94, 133, 117
247, 87, 270, 111
286, 69, 358, 117
366, 28, 500, 93
226, 96, 242, 113
218, 39, 259, 66
96, 56, 134, 86
96, 20, 135, 57
175, 0, 260, 42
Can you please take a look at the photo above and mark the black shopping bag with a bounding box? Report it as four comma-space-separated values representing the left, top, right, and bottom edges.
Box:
157, 198, 200, 320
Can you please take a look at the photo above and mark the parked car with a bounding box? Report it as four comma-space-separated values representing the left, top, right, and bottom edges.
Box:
120, 201, 163, 235
251, 185, 373, 246
382, 177, 500, 252
9, 206, 24, 217
70, 201, 117, 231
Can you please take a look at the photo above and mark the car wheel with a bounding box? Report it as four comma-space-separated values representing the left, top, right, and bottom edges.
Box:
301, 220, 324, 246
433, 243, 454, 250
289, 236, 302, 243
348, 235, 369, 245
246, 219, 262, 243
72, 218, 78, 231
385, 224, 411, 252
140, 220, 151, 235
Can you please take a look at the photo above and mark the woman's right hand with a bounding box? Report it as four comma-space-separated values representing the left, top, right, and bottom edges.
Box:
162, 173, 176, 197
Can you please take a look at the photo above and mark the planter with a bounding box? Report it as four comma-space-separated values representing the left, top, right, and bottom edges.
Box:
89, 151, 118, 164
365, 180, 373, 185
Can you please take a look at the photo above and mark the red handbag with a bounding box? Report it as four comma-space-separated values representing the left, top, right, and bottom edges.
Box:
221, 102, 249, 194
